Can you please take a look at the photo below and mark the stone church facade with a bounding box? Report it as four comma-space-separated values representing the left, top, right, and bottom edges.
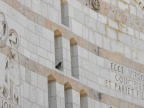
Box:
0, 0, 144, 108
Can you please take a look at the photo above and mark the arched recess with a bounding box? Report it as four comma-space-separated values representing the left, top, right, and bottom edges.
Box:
70, 38, 79, 78
48, 74, 65, 108
61, 0, 69, 27
64, 82, 72, 90
48, 75, 56, 83
54, 29, 62, 38
80, 90, 88, 108
64, 82, 72, 108
54, 30, 63, 71
80, 90, 87, 96
48, 75, 56, 108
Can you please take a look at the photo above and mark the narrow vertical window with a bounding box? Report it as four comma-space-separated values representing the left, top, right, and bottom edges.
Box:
70, 38, 79, 78
48, 75, 56, 108
64, 83, 72, 108
61, 0, 69, 27
48, 75, 65, 108
80, 90, 88, 108
54, 30, 63, 71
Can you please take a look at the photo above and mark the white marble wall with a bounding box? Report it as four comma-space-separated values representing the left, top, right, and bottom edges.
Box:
0, 0, 144, 107
15, 0, 144, 65
21, 66, 48, 108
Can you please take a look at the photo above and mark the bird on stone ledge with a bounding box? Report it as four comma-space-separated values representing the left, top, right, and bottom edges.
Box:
55, 62, 62, 69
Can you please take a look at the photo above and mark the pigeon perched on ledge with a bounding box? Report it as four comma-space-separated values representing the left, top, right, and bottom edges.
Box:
55, 62, 62, 69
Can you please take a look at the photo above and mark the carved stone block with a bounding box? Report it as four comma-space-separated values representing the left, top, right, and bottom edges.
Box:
0, 12, 8, 47
90, 0, 100, 11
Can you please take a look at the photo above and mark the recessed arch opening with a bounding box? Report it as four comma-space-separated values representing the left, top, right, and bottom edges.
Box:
70, 38, 79, 78
61, 0, 69, 27
54, 30, 63, 71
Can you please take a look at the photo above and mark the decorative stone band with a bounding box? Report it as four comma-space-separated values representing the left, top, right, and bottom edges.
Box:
2, 0, 144, 74
135, 0, 144, 10
3, 0, 144, 34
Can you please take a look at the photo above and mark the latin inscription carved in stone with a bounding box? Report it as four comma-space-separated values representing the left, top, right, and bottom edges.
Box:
105, 60, 144, 100
0, 97, 20, 108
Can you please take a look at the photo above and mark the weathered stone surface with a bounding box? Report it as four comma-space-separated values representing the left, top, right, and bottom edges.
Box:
0, 0, 144, 108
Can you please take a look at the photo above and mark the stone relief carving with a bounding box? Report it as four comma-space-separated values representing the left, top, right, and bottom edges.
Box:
7, 29, 19, 49
0, 12, 8, 47
0, 12, 20, 105
4, 55, 20, 104
1, 49, 20, 105
91, 0, 100, 11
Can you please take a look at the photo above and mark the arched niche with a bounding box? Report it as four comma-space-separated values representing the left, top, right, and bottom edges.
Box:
54, 29, 62, 38
70, 38, 77, 46
48, 75, 56, 83
80, 89, 88, 108
70, 38, 79, 78
64, 82, 72, 90
80, 89, 87, 96
61, 0, 67, 3
54, 29, 63, 71
61, 0, 69, 26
